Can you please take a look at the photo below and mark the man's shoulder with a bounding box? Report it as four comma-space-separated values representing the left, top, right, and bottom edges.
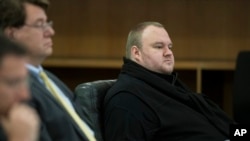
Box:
110, 73, 145, 90
106, 75, 140, 97
104, 74, 147, 107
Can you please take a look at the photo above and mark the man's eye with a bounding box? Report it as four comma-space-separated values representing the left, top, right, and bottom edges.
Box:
37, 23, 44, 27
34, 22, 45, 27
6, 78, 27, 88
154, 45, 162, 48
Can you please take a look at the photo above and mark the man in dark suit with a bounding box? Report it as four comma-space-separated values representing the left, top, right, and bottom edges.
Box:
0, 35, 39, 141
0, 0, 96, 141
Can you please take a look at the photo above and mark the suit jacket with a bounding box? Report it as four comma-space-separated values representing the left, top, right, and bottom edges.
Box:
0, 126, 6, 141
28, 70, 92, 141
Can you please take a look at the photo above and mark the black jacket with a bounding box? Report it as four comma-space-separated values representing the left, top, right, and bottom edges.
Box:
104, 58, 233, 141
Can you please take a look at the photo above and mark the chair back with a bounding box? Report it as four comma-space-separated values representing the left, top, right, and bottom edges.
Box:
75, 80, 116, 141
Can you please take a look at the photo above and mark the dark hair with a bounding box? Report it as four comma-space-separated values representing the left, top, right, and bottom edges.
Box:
0, 35, 27, 65
125, 21, 164, 58
0, 0, 50, 33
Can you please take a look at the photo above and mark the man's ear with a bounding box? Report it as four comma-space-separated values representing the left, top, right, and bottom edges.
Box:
131, 45, 141, 62
4, 27, 16, 40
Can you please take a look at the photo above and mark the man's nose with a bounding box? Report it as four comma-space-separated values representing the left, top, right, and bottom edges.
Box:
44, 26, 55, 37
163, 47, 173, 57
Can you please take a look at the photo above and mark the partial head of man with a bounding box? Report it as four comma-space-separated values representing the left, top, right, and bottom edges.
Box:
0, 0, 55, 67
0, 35, 29, 116
125, 22, 175, 75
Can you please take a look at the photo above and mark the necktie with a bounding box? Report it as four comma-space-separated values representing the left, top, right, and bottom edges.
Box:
39, 71, 96, 141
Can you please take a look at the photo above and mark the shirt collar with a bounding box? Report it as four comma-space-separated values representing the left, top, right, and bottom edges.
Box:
26, 64, 44, 76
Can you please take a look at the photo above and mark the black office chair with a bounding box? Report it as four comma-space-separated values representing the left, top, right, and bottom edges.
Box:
233, 51, 250, 124
75, 80, 116, 141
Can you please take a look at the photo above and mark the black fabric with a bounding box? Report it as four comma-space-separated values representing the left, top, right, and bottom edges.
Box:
104, 58, 234, 141
75, 80, 116, 141
0, 126, 7, 141
233, 51, 250, 124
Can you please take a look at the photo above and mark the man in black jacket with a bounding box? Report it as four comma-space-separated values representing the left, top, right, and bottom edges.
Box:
104, 22, 233, 141
0, 0, 96, 141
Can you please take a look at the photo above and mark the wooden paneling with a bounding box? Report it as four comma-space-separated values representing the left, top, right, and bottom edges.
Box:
47, 0, 250, 62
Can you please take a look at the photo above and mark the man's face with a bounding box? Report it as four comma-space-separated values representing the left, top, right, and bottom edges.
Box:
0, 55, 29, 115
136, 25, 175, 75
13, 3, 55, 63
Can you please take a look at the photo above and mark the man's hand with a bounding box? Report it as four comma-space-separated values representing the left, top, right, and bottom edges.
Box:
1, 104, 39, 141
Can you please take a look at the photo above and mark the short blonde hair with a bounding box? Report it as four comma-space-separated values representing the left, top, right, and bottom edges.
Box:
125, 21, 164, 59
